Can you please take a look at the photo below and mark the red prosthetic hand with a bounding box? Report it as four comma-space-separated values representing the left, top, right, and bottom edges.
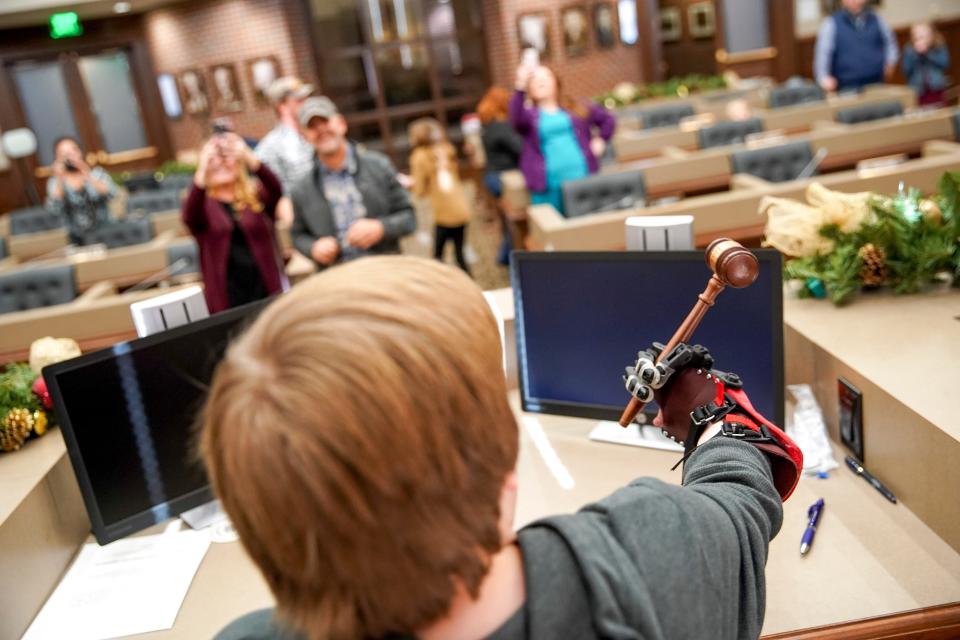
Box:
625, 342, 803, 501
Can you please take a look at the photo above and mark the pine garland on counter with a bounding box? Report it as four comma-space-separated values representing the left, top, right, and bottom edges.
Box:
762, 173, 960, 305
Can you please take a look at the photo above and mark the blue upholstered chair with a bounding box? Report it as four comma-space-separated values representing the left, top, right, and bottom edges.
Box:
561, 170, 646, 218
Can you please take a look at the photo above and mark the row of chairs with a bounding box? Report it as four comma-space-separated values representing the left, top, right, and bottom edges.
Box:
7, 188, 183, 237
627, 98, 905, 140
561, 140, 820, 218
0, 239, 199, 315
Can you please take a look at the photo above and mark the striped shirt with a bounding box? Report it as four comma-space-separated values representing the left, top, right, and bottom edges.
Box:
255, 123, 315, 194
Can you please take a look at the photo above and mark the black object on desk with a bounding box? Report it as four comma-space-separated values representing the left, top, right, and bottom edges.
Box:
510, 250, 785, 426
838, 377, 864, 461
43, 297, 272, 545
845, 455, 897, 504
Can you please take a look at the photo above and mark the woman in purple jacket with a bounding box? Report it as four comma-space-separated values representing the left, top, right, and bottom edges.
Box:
509, 64, 616, 215
183, 132, 285, 313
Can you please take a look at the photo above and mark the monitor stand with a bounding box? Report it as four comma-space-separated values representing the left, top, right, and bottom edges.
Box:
180, 499, 228, 531
588, 418, 684, 453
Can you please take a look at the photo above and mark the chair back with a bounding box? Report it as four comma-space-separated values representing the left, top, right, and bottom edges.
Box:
0, 264, 77, 314
835, 101, 904, 125
768, 84, 825, 109
730, 141, 816, 183
90, 218, 155, 249
9, 206, 64, 236
562, 170, 646, 218
698, 118, 764, 149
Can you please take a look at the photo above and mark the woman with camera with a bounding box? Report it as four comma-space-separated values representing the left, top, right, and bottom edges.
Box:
182, 129, 285, 313
46, 136, 118, 244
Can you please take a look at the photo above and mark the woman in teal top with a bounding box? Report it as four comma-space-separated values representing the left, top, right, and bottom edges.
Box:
509, 65, 616, 216
534, 109, 588, 212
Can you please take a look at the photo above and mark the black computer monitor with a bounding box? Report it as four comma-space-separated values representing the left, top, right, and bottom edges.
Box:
43, 299, 270, 545
511, 251, 784, 426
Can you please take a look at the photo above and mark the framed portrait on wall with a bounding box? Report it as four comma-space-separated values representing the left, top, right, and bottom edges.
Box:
178, 68, 209, 115
617, 0, 638, 46
210, 63, 243, 112
156, 73, 183, 120
517, 11, 551, 58
561, 6, 590, 57
593, 3, 617, 49
660, 7, 681, 43
688, 1, 716, 39
246, 56, 282, 106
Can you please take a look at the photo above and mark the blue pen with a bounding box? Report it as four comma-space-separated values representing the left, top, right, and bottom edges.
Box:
800, 498, 824, 556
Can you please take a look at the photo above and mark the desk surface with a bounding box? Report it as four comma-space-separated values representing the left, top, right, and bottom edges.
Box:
784, 286, 960, 443
25, 393, 959, 639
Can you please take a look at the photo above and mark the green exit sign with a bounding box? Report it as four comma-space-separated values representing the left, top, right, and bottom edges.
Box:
49, 12, 83, 39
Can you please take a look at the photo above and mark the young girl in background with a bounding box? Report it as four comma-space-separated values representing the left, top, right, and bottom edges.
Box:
901, 22, 950, 107
408, 118, 472, 274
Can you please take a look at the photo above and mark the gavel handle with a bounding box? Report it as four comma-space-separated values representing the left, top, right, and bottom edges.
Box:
618, 276, 726, 427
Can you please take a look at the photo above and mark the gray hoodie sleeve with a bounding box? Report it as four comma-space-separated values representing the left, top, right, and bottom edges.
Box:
516, 437, 783, 640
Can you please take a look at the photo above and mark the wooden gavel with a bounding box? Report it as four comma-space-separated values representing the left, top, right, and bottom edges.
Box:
618, 238, 760, 427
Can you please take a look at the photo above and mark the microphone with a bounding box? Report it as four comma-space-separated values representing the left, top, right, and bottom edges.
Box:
593, 194, 645, 214
127, 257, 192, 293
797, 147, 828, 180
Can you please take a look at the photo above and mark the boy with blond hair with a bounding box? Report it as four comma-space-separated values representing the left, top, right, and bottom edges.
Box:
204, 256, 799, 640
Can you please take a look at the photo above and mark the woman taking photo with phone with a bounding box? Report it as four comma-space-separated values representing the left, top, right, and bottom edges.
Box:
46, 136, 118, 244
182, 130, 285, 313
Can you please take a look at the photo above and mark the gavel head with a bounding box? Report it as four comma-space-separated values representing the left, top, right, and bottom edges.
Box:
705, 238, 759, 288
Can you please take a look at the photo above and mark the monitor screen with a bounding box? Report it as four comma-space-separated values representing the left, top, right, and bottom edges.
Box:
43, 299, 270, 544
511, 251, 784, 426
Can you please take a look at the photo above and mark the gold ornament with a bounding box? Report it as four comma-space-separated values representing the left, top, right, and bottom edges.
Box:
1, 408, 34, 452
32, 410, 48, 436
919, 199, 942, 224
858, 243, 888, 287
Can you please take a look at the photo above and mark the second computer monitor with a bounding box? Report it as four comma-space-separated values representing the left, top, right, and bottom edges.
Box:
511, 250, 784, 426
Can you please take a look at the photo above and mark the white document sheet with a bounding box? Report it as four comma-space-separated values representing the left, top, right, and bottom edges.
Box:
23, 528, 211, 640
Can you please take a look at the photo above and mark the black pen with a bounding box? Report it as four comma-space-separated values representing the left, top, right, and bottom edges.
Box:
845, 456, 897, 503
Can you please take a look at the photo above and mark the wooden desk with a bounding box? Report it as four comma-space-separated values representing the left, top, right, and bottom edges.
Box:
6, 228, 69, 261
784, 287, 960, 554
0, 285, 200, 365
9, 391, 959, 638
609, 109, 955, 200
528, 149, 960, 251
612, 84, 918, 161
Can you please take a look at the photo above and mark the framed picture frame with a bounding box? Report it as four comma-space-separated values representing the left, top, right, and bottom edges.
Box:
245, 55, 282, 106
617, 0, 638, 46
660, 6, 682, 43
592, 2, 617, 49
561, 5, 591, 58
517, 11, 551, 59
177, 68, 209, 116
156, 73, 183, 120
209, 63, 244, 113
687, 1, 716, 40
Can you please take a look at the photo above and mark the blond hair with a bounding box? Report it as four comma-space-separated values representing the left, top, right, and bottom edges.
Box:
233, 165, 263, 213
200, 256, 518, 639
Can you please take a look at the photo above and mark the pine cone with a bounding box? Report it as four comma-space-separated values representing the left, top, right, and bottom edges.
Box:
1, 408, 35, 452
858, 243, 888, 287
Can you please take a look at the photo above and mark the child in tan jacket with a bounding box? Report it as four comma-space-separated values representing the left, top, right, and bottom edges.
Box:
408, 118, 472, 274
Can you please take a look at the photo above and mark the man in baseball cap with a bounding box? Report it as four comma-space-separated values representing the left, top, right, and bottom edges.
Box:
254, 77, 316, 225
289, 95, 415, 270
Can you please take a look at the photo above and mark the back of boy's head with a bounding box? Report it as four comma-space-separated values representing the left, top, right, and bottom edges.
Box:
200, 256, 518, 639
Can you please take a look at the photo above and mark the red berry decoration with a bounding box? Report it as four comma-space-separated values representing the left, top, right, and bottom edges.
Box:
32, 376, 52, 410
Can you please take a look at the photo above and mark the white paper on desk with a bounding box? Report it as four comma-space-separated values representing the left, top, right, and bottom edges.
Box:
23, 529, 211, 640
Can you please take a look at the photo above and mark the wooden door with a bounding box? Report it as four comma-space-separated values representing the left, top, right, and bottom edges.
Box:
658, 0, 719, 77
9, 47, 159, 195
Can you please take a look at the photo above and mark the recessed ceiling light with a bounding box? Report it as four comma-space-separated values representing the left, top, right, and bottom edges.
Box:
114, 2, 131, 13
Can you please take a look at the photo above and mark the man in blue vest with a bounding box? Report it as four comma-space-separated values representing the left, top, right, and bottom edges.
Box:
814, 0, 899, 92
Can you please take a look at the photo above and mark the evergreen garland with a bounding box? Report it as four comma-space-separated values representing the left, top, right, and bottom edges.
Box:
783, 173, 960, 305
